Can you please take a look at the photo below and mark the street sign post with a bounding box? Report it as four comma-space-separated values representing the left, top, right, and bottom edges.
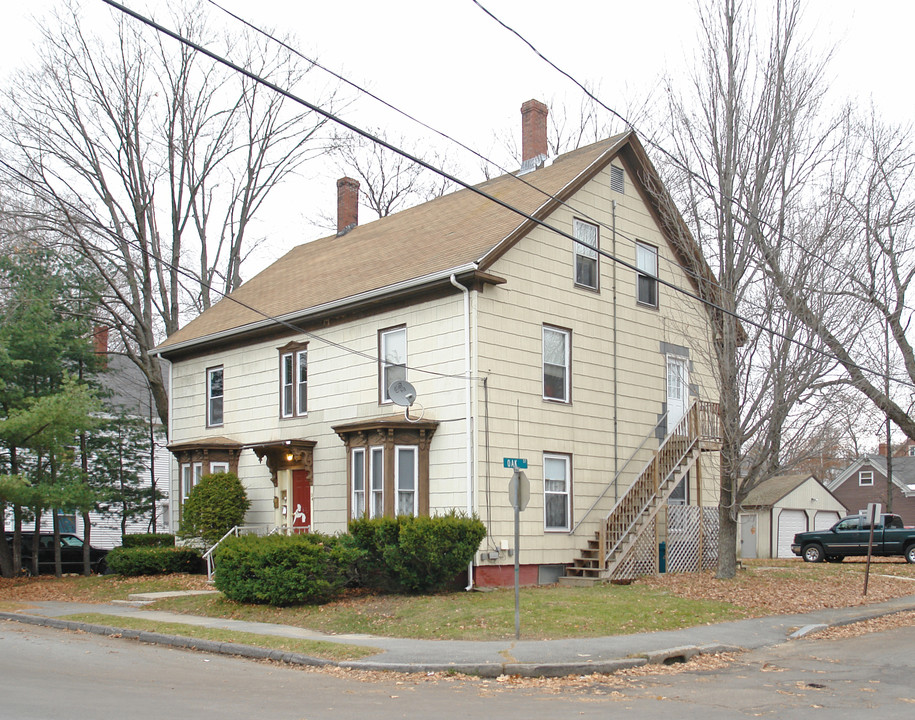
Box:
509, 468, 529, 639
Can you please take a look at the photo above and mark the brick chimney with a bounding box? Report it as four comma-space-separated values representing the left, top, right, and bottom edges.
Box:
520, 99, 548, 173
336, 177, 360, 236
92, 325, 109, 369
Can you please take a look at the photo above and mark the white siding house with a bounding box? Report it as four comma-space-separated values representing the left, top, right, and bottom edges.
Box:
157, 101, 723, 585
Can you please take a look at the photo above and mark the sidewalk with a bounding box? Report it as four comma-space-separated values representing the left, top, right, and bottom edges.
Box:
3, 593, 915, 678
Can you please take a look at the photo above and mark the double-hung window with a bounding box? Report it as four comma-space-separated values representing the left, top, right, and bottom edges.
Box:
636, 242, 658, 307
181, 462, 203, 503
351, 448, 366, 519
395, 446, 418, 516
370, 447, 384, 518
380, 326, 407, 404
859, 471, 874, 487
206, 367, 224, 426
573, 219, 599, 290
542, 325, 570, 403
280, 344, 308, 418
544, 453, 571, 531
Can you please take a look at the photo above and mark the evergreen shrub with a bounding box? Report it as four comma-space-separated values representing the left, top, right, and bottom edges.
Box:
121, 533, 175, 548
106, 546, 202, 576
178, 472, 250, 546
213, 533, 362, 606
349, 512, 486, 593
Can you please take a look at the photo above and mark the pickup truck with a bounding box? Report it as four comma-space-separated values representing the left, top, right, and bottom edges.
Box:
791, 514, 915, 563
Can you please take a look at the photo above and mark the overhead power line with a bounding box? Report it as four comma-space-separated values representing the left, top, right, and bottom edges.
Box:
79, 0, 915, 392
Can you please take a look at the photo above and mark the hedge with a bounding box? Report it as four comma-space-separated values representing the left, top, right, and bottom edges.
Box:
213, 533, 362, 606
121, 533, 175, 549
349, 512, 486, 593
106, 546, 203, 576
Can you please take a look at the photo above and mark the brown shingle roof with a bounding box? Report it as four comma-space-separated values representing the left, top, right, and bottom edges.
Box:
156, 131, 710, 355
742, 474, 817, 507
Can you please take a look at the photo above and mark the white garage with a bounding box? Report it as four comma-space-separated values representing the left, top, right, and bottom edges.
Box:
739, 474, 847, 560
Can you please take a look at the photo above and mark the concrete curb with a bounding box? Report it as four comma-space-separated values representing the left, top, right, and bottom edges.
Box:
0, 610, 737, 677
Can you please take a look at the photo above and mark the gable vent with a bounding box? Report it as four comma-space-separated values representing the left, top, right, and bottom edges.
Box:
610, 165, 625, 194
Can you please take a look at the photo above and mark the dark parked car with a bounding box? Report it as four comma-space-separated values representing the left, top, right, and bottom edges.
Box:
5, 532, 109, 575
791, 514, 915, 564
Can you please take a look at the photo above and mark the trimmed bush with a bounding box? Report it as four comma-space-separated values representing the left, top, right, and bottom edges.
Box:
106, 546, 202, 576
121, 533, 175, 549
178, 472, 250, 546
213, 533, 363, 606
349, 512, 486, 594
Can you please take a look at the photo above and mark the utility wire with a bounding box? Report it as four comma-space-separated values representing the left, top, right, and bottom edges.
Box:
59, 1, 915, 392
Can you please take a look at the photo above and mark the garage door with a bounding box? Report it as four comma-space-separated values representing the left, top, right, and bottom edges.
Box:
777, 510, 808, 558
814, 511, 840, 531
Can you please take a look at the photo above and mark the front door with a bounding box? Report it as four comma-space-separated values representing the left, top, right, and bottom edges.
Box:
739, 514, 758, 559
666, 355, 689, 431
291, 469, 311, 533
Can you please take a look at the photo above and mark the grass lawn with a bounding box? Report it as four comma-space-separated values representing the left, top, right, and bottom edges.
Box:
137, 582, 747, 641
57, 613, 378, 661
4, 559, 915, 642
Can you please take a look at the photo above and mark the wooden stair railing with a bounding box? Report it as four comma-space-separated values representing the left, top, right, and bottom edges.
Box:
562, 400, 720, 584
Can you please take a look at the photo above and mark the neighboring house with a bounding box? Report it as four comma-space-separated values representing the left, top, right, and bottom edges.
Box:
155, 100, 723, 586
827, 456, 915, 526
46, 328, 170, 548
738, 474, 846, 559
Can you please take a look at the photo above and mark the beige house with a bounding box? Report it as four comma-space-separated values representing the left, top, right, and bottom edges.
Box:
156, 100, 722, 586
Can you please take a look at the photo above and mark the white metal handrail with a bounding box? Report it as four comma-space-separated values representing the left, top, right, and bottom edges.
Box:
202, 525, 277, 581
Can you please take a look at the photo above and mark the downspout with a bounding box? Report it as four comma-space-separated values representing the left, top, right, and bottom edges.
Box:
612, 200, 619, 504
450, 274, 474, 590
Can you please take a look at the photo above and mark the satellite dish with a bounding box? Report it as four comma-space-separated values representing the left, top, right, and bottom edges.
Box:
388, 379, 417, 407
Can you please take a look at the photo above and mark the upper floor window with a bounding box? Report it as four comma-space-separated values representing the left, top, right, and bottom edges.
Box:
380, 326, 407, 404
573, 219, 599, 290
543, 325, 570, 403
859, 470, 874, 486
544, 453, 571, 531
908, 445, 915, 457
207, 366, 224, 426
279, 343, 308, 418
636, 242, 658, 307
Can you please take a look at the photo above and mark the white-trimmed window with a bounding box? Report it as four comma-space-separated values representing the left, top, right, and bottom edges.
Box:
352, 448, 366, 519
543, 325, 570, 403
573, 219, 599, 290
280, 346, 308, 418
636, 242, 658, 307
209, 462, 229, 475
181, 462, 203, 502
395, 446, 418, 516
544, 453, 571, 531
207, 366, 224, 426
380, 326, 407, 403
370, 447, 384, 518
859, 470, 874, 487
908, 445, 915, 457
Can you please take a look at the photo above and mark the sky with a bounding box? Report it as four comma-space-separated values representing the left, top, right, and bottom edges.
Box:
1, 0, 913, 271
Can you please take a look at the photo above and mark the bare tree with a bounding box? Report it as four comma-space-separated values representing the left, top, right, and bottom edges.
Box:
0, 0, 340, 428
755, 110, 915, 445
320, 128, 456, 226
658, 0, 840, 577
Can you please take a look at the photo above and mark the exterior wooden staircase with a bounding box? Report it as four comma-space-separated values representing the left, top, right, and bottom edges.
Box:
560, 400, 720, 586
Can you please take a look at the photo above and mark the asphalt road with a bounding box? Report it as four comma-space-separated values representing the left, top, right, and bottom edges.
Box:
3, 621, 914, 719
